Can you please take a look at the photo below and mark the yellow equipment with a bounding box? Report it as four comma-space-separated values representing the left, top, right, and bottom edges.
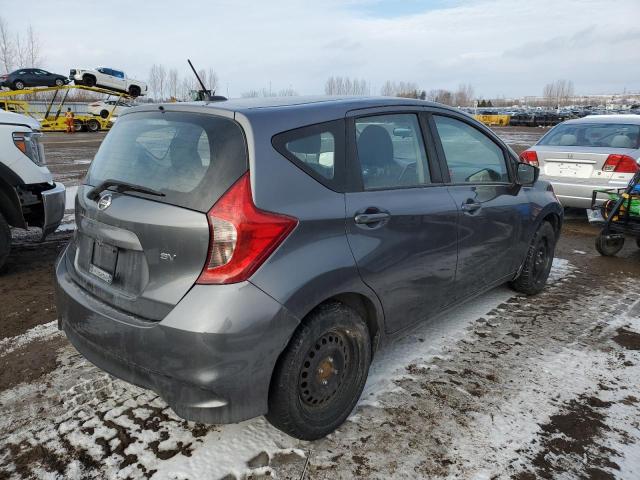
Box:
473, 114, 511, 127
0, 85, 133, 132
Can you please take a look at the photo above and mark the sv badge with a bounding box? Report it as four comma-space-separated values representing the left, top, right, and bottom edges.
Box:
160, 252, 177, 262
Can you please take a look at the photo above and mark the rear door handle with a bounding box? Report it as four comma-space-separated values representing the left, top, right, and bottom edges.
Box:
354, 212, 390, 224
461, 201, 482, 213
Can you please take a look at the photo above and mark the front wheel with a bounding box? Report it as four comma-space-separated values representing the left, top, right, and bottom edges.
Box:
595, 231, 624, 256
266, 302, 371, 440
128, 85, 141, 97
55, 78, 64, 86
510, 222, 556, 295
0, 212, 11, 271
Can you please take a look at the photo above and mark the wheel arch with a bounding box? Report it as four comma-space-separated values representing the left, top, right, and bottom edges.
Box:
0, 176, 26, 228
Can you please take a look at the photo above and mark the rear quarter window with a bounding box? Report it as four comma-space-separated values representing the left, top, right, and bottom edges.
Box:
87, 111, 248, 212
272, 119, 346, 191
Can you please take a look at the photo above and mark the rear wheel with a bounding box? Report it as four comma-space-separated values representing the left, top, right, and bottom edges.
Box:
13, 80, 25, 90
87, 119, 100, 132
83, 75, 96, 87
510, 222, 556, 295
73, 120, 83, 132
595, 230, 625, 256
637, 238, 640, 249
266, 302, 371, 440
0, 212, 11, 271
100, 109, 109, 119
128, 85, 141, 97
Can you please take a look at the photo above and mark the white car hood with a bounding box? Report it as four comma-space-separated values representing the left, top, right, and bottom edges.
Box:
0, 109, 40, 130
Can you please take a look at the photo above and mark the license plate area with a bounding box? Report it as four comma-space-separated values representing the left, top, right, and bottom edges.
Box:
89, 241, 118, 284
545, 162, 593, 179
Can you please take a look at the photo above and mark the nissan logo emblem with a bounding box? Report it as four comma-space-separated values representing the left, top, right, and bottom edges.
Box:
97, 193, 112, 211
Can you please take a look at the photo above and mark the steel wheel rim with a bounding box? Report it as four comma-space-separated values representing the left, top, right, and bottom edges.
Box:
298, 331, 351, 407
533, 238, 550, 281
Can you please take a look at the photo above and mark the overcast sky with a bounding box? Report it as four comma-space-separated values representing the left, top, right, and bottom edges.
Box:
2, 0, 639, 98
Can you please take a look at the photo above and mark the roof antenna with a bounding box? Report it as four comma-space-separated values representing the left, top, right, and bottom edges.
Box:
187, 59, 227, 102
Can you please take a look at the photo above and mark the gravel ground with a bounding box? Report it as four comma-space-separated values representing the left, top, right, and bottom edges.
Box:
1, 128, 639, 479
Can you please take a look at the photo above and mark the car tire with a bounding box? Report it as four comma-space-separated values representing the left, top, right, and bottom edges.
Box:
128, 86, 141, 97
636, 238, 640, 249
87, 119, 100, 132
595, 230, 625, 257
13, 80, 24, 90
55, 78, 64, 87
100, 110, 109, 119
83, 75, 96, 87
0, 212, 11, 271
266, 302, 371, 440
510, 221, 556, 295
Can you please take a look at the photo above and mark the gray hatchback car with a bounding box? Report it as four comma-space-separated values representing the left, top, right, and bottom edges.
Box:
55, 97, 563, 440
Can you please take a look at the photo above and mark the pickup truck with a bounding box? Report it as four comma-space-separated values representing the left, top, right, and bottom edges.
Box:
0, 109, 65, 270
69, 67, 147, 97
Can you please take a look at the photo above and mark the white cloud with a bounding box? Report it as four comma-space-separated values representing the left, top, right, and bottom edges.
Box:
2, 0, 638, 97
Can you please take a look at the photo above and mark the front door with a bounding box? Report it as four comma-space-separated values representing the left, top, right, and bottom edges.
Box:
345, 111, 458, 334
430, 113, 529, 300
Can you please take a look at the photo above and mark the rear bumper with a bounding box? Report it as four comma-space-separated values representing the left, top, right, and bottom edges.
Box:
41, 182, 65, 238
545, 178, 631, 209
55, 247, 299, 424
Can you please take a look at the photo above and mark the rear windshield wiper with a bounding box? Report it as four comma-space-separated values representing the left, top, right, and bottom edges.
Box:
87, 179, 166, 201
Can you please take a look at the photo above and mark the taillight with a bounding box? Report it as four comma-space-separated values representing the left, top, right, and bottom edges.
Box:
602, 154, 639, 173
519, 150, 539, 167
197, 173, 297, 285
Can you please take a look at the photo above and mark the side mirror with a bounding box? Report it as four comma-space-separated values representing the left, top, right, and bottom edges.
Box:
516, 162, 539, 185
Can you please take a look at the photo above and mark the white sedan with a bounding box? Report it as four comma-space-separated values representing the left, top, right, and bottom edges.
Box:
520, 115, 640, 208
88, 100, 133, 119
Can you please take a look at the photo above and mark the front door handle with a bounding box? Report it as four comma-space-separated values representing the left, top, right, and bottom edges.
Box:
461, 201, 482, 213
354, 212, 390, 225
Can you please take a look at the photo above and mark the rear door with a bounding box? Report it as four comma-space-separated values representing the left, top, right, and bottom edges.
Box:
429, 112, 529, 300
68, 110, 248, 320
345, 109, 458, 333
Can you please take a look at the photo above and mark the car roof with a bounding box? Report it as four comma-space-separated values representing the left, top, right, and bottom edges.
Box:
153, 96, 461, 119
125, 96, 476, 136
563, 114, 640, 125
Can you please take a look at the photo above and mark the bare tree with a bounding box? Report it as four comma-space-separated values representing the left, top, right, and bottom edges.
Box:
325, 76, 369, 95
24, 26, 42, 67
241, 86, 299, 98
380, 80, 423, 98
0, 16, 14, 73
543, 79, 575, 108
168, 68, 179, 100
426, 89, 454, 105
453, 83, 474, 107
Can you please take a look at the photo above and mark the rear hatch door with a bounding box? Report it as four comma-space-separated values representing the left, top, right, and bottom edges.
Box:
67, 109, 248, 320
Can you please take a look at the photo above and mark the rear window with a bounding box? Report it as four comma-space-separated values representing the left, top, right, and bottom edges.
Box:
539, 123, 640, 149
87, 111, 248, 212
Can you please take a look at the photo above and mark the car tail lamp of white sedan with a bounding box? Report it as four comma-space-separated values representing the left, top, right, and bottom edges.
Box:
519, 150, 539, 167
602, 154, 639, 173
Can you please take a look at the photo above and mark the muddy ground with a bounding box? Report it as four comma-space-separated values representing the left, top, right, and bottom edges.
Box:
0, 127, 639, 479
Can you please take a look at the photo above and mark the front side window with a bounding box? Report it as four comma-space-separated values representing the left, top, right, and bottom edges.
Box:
355, 113, 430, 190
434, 115, 509, 184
